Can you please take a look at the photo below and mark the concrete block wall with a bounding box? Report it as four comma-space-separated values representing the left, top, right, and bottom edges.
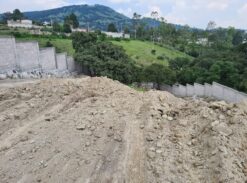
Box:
56, 53, 68, 71
186, 84, 194, 97
16, 41, 41, 72
0, 36, 81, 74
194, 83, 205, 97
39, 48, 57, 71
0, 36, 17, 73
168, 82, 247, 103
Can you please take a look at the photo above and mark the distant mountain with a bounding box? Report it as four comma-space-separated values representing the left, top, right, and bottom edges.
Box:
0, 4, 189, 31
23, 4, 131, 30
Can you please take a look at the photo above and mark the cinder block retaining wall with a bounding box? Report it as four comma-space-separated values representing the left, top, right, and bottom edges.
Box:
160, 82, 247, 103
0, 36, 81, 74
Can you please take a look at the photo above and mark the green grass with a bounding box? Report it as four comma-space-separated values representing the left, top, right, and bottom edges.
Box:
112, 40, 192, 66
16, 37, 75, 56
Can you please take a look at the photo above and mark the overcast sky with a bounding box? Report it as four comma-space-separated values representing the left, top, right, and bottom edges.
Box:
0, 0, 247, 29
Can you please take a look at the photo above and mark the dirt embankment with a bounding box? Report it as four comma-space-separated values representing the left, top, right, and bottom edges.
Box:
0, 77, 246, 183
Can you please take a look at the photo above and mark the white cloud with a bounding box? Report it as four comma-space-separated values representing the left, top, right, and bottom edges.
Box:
108, 0, 130, 3
0, 0, 70, 12
117, 7, 133, 17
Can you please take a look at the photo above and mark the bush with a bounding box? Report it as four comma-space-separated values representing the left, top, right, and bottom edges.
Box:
45, 41, 53, 47
157, 55, 164, 60
114, 37, 121, 41
151, 49, 156, 55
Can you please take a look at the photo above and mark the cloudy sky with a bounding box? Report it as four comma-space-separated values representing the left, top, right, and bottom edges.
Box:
0, 0, 247, 29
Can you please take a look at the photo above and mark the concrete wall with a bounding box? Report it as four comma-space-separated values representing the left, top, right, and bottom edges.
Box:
0, 36, 17, 73
56, 53, 68, 71
16, 41, 40, 72
67, 56, 76, 72
204, 83, 212, 97
39, 48, 57, 71
186, 84, 194, 97
0, 37, 81, 74
194, 83, 205, 97
167, 82, 247, 103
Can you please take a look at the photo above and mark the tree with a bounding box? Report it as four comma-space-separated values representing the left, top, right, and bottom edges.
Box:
73, 33, 138, 83
71, 32, 98, 51
63, 22, 72, 33
206, 21, 217, 30
69, 13, 79, 28
12, 9, 24, 21
133, 12, 142, 39
232, 30, 244, 46
107, 23, 118, 32
2, 12, 12, 23
143, 64, 176, 88
63, 13, 79, 32
52, 21, 62, 32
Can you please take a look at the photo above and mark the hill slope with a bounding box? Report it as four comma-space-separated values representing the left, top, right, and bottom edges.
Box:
112, 40, 192, 66
23, 4, 130, 30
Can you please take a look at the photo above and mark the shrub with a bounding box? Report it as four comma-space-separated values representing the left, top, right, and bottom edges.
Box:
45, 41, 53, 47
157, 55, 164, 60
151, 49, 156, 55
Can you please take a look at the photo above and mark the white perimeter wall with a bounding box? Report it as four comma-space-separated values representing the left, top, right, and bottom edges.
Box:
0, 36, 17, 73
56, 53, 68, 71
167, 82, 247, 103
39, 48, 57, 71
16, 41, 40, 72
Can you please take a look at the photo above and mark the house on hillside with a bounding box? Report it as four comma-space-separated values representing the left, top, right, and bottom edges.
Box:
71, 28, 88, 33
196, 38, 208, 46
7, 19, 40, 29
102, 31, 130, 39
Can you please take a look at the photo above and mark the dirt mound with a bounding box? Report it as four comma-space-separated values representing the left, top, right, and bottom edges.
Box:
0, 77, 246, 183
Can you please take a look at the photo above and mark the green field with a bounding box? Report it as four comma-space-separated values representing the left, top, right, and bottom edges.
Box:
112, 40, 192, 66
16, 37, 75, 56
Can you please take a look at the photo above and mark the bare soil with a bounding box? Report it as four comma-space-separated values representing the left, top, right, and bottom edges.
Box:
0, 77, 246, 183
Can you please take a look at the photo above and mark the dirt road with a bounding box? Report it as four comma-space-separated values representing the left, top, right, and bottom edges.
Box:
0, 77, 246, 183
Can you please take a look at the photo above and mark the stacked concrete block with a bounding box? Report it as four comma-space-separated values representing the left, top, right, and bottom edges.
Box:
162, 81, 247, 103
0, 36, 17, 73
0, 37, 82, 76
178, 85, 187, 97
236, 92, 247, 103
16, 41, 40, 72
223, 86, 237, 103
56, 53, 68, 71
194, 83, 205, 97
39, 48, 57, 72
160, 84, 172, 93
172, 85, 179, 96
212, 82, 225, 100
186, 84, 194, 97
67, 56, 76, 72
204, 83, 212, 97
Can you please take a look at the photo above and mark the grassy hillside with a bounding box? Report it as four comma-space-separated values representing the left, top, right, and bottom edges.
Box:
112, 40, 192, 66
16, 37, 74, 56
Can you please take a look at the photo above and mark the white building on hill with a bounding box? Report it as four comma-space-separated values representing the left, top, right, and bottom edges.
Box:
7, 19, 35, 28
102, 31, 130, 39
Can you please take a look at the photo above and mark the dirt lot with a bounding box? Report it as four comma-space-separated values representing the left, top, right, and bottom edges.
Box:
0, 77, 247, 183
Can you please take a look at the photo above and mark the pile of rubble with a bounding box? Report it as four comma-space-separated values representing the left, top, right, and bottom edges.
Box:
0, 70, 75, 80
0, 77, 246, 183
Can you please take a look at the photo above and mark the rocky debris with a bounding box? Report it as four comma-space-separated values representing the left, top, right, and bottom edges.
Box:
0, 70, 74, 80
0, 77, 246, 183
76, 124, 86, 130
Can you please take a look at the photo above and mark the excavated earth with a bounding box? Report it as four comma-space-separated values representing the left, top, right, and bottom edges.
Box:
0, 77, 247, 183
